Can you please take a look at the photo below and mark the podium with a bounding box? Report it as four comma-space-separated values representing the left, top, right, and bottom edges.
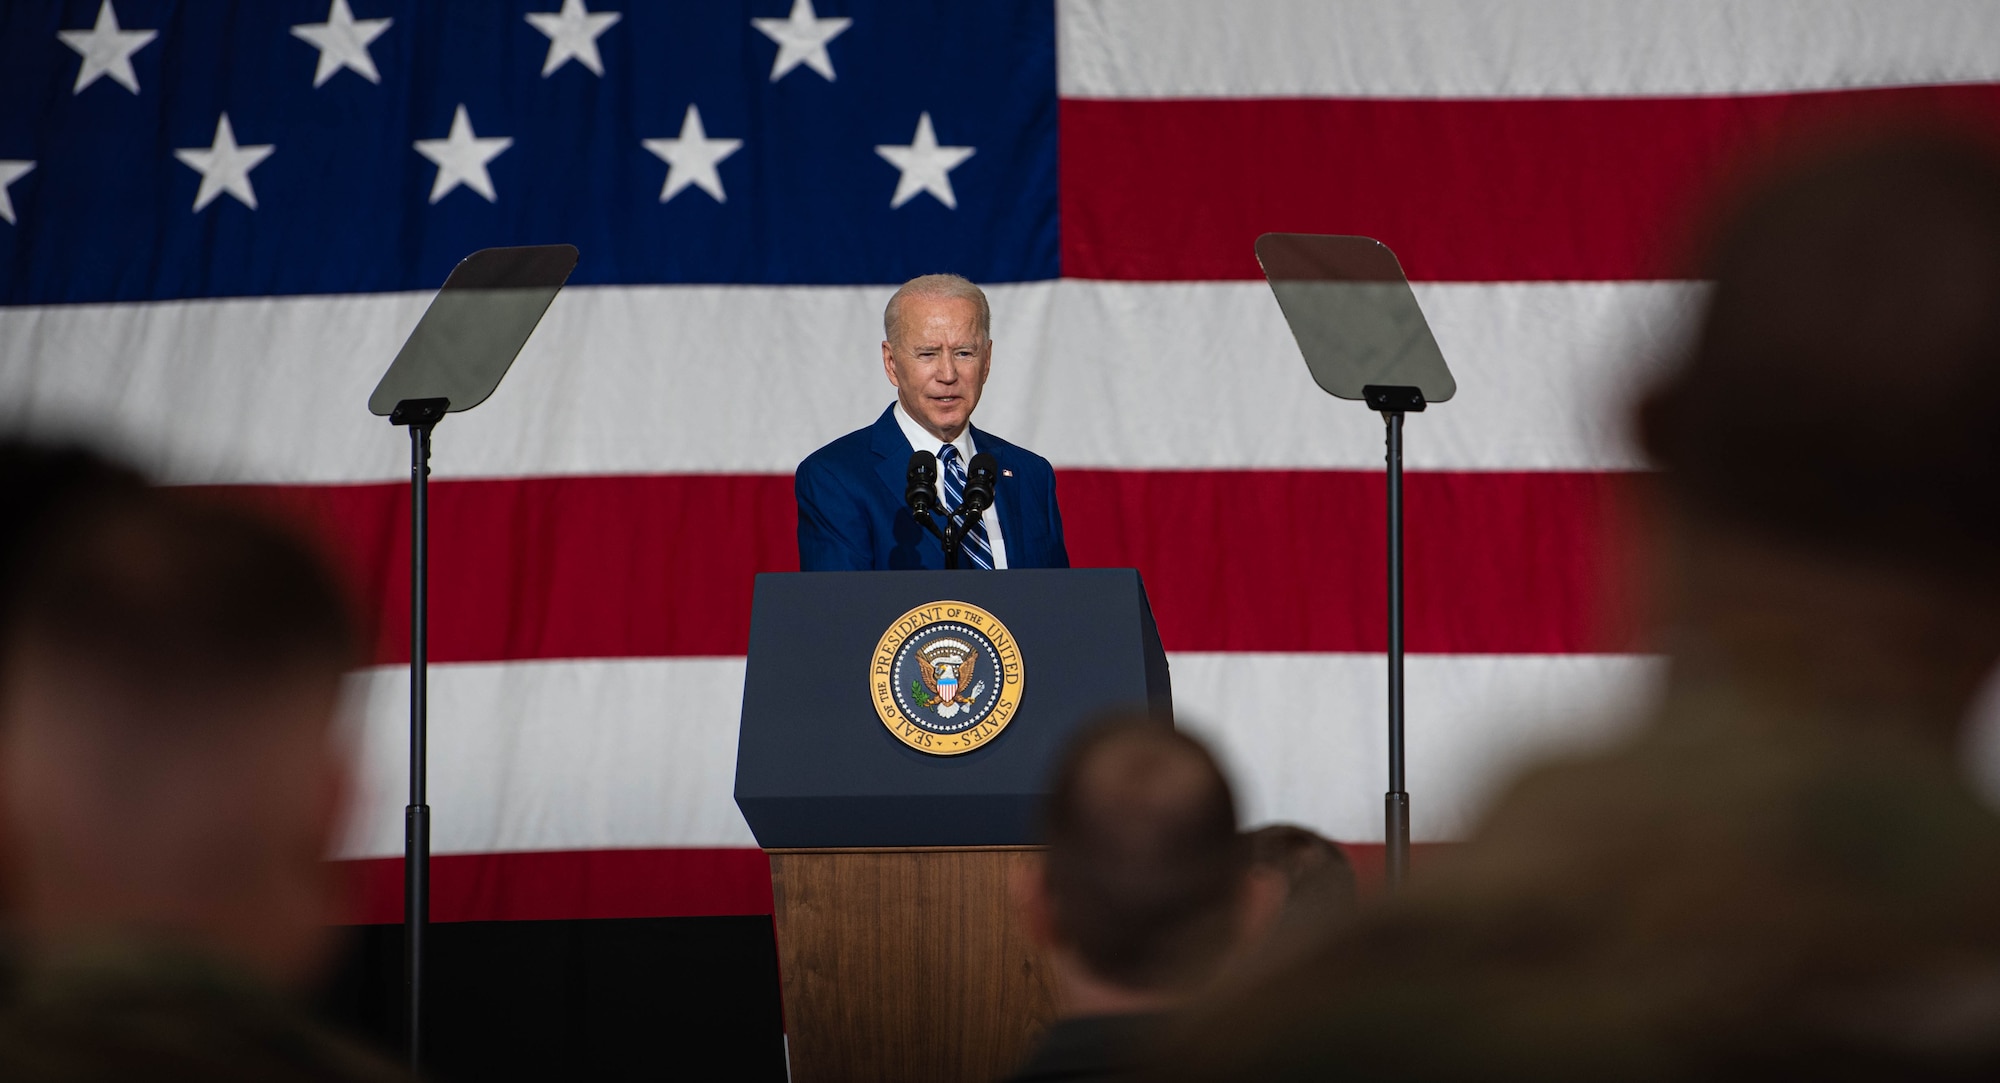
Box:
735, 569, 1171, 1082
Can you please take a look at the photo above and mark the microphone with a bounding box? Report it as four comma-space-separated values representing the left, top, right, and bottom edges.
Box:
963, 452, 999, 514
905, 450, 938, 516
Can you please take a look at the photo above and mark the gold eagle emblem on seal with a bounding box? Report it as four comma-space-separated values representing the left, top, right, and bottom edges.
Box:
870, 600, 1024, 755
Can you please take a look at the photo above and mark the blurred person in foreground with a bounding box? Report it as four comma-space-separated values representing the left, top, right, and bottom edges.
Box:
1154, 138, 2000, 1081
1004, 716, 1263, 1082
0, 459, 404, 1080
0, 440, 143, 607
1210, 825, 1357, 992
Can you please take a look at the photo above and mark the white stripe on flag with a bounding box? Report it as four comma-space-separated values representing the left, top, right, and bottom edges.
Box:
0, 281, 1698, 483
336, 653, 2000, 857
334, 652, 1672, 857
1058, 0, 2000, 99
335, 657, 760, 859
1173, 653, 1660, 842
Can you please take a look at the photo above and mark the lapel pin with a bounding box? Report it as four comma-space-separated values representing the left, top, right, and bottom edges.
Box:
1001, 469, 1014, 477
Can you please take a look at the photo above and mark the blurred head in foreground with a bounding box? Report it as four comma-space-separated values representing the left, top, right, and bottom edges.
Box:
1225, 825, 1356, 981
0, 474, 356, 991
1636, 135, 2000, 730
1246, 825, 1356, 925
0, 441, 144, 613
1026, 715, 1248, 1002
1007, 715, 1250, 1080
1153, 137, 2000, 1082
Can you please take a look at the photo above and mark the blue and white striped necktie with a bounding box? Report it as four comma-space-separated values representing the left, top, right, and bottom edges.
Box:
938, 444, 994, 570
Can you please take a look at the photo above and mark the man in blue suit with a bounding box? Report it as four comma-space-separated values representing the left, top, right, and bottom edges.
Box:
796, 274, 1069, 571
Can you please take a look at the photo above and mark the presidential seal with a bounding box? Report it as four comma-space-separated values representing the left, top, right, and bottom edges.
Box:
871, 600, 1024, 755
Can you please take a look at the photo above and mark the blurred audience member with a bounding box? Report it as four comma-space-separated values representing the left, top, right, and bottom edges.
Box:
1155, 138, 2000, 1081
1213, 825, 1356, 990
0, 463, 403, 1079
1246, 824, 1357, 928
0, 440, 143, 614
1005, 715, 1253, 1082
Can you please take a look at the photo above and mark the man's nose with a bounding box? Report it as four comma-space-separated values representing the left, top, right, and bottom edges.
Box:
935, 359, 961, 383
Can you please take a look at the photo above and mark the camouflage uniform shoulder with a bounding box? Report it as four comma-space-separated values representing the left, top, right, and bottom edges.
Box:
0, 941, 410, 1083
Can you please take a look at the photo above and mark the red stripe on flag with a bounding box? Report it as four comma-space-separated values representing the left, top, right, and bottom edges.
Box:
330, 842, 1441, 923
1062, 469, 1644, 654
1060, 84, 2000, 282
231, 474, 802, 664
217, 468, 1642, 662
337, 848, 775, 923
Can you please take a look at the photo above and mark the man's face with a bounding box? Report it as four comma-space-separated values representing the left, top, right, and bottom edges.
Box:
882, 295, 992, 443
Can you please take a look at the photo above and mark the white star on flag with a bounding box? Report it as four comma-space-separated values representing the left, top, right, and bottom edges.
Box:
58, 0, 157, 96
0, 161, 33, 226
173, 114, 275, 212
875, 112, 975, 210
751, 0, 850, 82
414, 105, 513, 204
526, 0, 621, 77
642, 105, 743, 203
291, 0, 393, 88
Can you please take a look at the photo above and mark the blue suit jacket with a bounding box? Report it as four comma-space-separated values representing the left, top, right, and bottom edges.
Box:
796, 406, 1070, 571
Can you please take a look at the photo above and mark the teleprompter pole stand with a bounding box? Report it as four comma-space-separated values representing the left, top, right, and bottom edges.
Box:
1363, 384, 1424, 893
1254, 231, 1454, 893
389, 396, 448, 1073
366, 242, 577, 1073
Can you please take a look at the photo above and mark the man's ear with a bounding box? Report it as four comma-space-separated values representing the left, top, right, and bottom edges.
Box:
1010, 855, 1055, 950
882, 341, 900, 387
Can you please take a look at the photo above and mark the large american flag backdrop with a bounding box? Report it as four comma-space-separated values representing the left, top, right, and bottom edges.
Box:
5, 0, 2000, 923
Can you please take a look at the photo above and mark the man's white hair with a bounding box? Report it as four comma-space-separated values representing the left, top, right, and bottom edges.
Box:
884, 274, 992, 345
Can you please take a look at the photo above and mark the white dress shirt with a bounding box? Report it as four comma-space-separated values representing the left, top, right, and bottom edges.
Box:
893, 401, 1009, 568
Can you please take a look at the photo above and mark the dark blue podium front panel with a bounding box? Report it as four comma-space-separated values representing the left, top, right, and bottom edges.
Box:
733, 569, 1171, 848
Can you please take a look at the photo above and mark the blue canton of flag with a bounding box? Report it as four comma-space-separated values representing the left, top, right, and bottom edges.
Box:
0, 0, 1059, 304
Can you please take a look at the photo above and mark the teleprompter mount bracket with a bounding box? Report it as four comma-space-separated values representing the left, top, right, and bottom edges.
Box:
1362, 385, 1427, 413
389, 397, 451, 428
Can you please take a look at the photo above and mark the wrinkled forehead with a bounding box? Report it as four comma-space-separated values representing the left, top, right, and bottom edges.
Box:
893, 296, 988, 348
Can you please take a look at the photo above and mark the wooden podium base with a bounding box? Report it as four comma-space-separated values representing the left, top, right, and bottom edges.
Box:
769, 846, 1058, 1083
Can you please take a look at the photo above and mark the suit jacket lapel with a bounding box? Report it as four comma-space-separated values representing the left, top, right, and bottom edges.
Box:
870, 404, 912, 507
975, 427, 1032, 564
872, 412, 1031, 567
